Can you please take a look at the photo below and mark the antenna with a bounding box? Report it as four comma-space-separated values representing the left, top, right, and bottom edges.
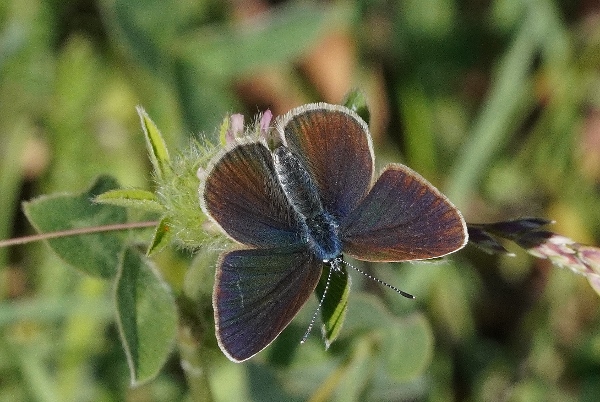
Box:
339, 259, 414, 299
301, 260, 334, 343
301, 257, 414, 344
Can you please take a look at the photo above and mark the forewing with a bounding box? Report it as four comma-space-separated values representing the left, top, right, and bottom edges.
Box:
201, 142, 304, 248
213, 247, 322, 362
278, 103, 374, 219
340, 164, 467, 261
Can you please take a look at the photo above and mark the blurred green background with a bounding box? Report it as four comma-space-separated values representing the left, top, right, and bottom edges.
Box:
2, 0, 600, 400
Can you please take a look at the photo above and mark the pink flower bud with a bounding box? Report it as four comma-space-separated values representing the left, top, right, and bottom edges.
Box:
225, 114, 245, 145
260, 109, 273, 136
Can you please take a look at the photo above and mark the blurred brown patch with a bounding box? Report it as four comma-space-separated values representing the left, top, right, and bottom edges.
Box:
298, 31, 355, 103
235, 69, 305, 116
579, 109, 600, 182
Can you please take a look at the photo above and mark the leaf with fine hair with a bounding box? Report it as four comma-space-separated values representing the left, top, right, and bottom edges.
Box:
137, 106, 171, 182
115, 247, 177, 386
95, 188, 165, 213
23, 175, 128, 278
146, 217, 172, 256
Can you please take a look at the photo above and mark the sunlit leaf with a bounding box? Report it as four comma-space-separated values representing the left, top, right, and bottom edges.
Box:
137, 107, 171, 182
218, 114, 231, 147
95, 188, 164, 213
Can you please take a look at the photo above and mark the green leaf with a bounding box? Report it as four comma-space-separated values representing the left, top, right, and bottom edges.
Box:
399, 83, 436, 178
184, 246, 219, 301
137, 106, 170, 182
23, 176, 128, 278
343, 295, 434, 382
326, 337, 375, 401
108, 0, 204, 72
95, 188, 165, 212
381, 313, 434, 382
146, 217, 172, 256
181, 3, 349, 79
343, 89, 371, 125
173, 64, 238, 135
218, 114, 231, 147
447, 6, 549, 208
316, 263, 350, 348
339, 293, 391, 335
0, 120, 31, 269
115, 247, 178, 386
0, 297, 113, 327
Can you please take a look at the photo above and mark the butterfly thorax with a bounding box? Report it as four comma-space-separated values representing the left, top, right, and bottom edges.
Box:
273, 146, 342, 261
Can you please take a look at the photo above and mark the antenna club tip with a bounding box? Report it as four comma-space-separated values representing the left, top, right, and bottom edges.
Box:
400, 291, 415, 299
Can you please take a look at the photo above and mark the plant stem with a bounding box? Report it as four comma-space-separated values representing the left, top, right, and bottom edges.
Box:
0, 221, 159, 248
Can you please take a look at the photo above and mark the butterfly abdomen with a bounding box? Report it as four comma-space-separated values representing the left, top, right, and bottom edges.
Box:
273, 146, 341, 261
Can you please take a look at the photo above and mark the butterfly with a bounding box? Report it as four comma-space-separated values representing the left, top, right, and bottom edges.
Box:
200, 102, 468, 362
